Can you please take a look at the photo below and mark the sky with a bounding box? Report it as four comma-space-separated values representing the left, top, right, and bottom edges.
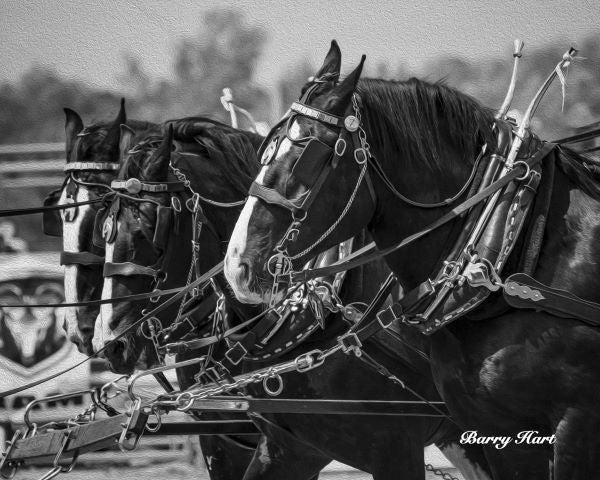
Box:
1, 0, 598, 93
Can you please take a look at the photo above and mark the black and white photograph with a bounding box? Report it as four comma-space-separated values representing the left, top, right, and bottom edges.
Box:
0, 1, 599, 479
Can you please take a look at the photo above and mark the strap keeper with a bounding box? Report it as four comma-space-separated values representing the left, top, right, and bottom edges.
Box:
334, 138, 347, 157
338, 332, 363, 357
376, 304, 402, 329
225, 341, 248, 365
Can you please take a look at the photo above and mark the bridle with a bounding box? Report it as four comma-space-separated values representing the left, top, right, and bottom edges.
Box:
101, 177, 188, 300
45, 162, 120, 269
250, 83, 486, 303
248, 81, 376, 303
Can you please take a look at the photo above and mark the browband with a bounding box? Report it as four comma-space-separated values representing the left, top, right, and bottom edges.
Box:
63, 162, 120, 172
290, 102, 344, 128
60, 251, 105, 266
111, 178, 185, 194
103, 261, 160, 278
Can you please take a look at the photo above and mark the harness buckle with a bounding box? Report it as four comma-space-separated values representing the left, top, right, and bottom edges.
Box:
225, 342, 248, 366
334, 138, 347, 157
464, 259, 503, 292
376, 304, 402, 329
354, 148, 368, 165
338, 332, 363, 357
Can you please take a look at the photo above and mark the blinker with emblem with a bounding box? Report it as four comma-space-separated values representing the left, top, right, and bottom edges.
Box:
125, 178, 143, 194
102, 197, 120, 243
261, 138, 278, 165
103, 214, 115, 243
344, 115, 359, 132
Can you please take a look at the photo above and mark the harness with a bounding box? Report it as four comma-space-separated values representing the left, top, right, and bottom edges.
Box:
43, 161, 119, 268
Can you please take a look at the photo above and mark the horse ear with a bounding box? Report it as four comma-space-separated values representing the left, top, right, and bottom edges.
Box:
64, 108, 84, 160
314, 40, 342, 80
143, 125, 173, 181
326, 55, 366, 115
119, 124, 135, 162
103, 98, 127, 159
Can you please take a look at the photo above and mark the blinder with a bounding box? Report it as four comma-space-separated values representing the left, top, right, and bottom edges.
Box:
290, 138, 334, 187
42, 189, 64, 237
153, 206, 173, 250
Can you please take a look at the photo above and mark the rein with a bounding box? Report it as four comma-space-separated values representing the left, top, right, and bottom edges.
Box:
288, 150, 541, 283
0, 197, 105, 218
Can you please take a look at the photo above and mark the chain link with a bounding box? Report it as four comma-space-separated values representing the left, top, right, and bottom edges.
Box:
153, 345, 341, 411
169, 163, 246, 208
425, 463, 460, 480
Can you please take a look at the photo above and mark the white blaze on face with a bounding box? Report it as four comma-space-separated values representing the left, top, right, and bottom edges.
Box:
62, 186, 89, 342
93, 239, 117, 353
224, 122, 299, 304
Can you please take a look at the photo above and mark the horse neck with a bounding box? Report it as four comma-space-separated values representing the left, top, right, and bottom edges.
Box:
369, 138, 475, 291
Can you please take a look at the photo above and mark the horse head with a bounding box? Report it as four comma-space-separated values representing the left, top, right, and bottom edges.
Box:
53, 99, 161, 355
225, 41, 374, 305
92, 127, 203, 373
52, 99, 126, 355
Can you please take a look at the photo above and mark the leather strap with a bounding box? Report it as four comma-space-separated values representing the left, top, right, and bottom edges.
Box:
104, 261, 160, 278
291, 142, 556, 283
111, 179, 185, 193
63, 162, 120, 172
0, 197, 105, 218
290, 102, 344, 127
60, 251, 105, 266
503, 273, 600, 326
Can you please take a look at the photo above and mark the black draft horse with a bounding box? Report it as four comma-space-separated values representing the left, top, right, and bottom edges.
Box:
54, 111, 259, 480
93, 116, 492, 479
53, 99, 158, 354
224, 41, 600, 479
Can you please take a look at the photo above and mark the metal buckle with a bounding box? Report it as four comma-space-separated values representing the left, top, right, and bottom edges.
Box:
376, 305, 398, 329
0, 430, 23, 480
354, 148, 368, 165
225, 342, 248, 366
118, 399, 144, 452
334, 138, 347, 157
463, 259, 503, 292
338, 332, 363, 357
262, 373, 284, 396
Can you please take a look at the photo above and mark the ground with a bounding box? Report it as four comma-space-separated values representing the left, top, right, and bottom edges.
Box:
9, 446, 463, 480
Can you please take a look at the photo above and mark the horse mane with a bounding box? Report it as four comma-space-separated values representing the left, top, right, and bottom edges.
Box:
356, 78, 496, 173
72, 120, 160, 163
165, 116, 262, 196
555, 146, 600, 199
